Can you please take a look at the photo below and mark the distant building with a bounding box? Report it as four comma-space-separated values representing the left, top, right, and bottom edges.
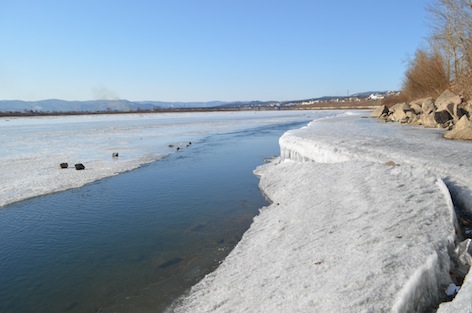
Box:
367, 93, 385, 100
301, 100, 317, 105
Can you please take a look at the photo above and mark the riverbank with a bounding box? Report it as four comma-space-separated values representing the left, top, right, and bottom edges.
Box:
170, 112, 472, 312
0, 111, 329, 208
0, 112, 327, 313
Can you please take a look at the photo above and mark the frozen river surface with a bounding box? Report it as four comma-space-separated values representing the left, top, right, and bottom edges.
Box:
0, 110, 330, 313
0, 111, 326, 207
3, 110, 472, 312
172, 112, 472, 313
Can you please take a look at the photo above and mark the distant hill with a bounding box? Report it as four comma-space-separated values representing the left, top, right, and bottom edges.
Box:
0, 99, 229, 113
134, 100, 227, 109
0, 91, 396, 114
0, 99, 135, 113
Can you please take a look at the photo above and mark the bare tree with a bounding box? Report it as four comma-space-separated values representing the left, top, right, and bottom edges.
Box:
402, 49, 450, 100
428, 0, 472, 79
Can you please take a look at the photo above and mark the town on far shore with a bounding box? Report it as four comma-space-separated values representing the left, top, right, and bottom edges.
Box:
0, 91, 398, 117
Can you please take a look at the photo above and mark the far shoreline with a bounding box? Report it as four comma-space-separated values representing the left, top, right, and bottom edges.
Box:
0, 100, 380, 118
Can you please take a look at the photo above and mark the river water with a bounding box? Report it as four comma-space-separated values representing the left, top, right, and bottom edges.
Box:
0, 118, 312, 313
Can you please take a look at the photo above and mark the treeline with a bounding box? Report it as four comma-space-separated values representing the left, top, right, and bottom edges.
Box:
392, 0, 472, 103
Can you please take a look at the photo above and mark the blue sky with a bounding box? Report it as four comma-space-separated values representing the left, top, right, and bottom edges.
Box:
1, 0, 430, 102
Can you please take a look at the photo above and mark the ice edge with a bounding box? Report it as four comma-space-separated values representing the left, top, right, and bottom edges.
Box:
279, 128, 471, 312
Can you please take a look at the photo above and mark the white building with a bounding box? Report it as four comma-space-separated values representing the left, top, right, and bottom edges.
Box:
367, 93, 385, 100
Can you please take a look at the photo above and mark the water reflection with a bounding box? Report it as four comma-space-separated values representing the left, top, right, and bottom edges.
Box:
0, 121, 309, 313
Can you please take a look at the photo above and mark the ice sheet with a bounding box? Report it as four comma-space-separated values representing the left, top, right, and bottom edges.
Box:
173, 161, 456, 312
5, 111, 472, 311
0, 111, 330, 207
279, 113, 472, 209
171, 111, 472, 312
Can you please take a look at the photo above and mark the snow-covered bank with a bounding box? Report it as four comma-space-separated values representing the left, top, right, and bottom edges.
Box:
279, 112, 472, 213
171, 112, 472, 312
0, 111, 324, 207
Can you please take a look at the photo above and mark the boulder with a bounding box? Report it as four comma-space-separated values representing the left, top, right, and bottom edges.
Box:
410, 103, 423, 115
389, 102, 412, 113
434, 110, 453, 126
436, 101, 467, 123
371, 105, 389, 118
391, 109, 408, 123
444, 115, 472, 140
419, 112, 439, 128
370, 89, 470, 133
437, 101, 455, 116
435, 89, 460, 109
456, 106, 468, 120
422, 98, 436, 115
75, 163, 85, 170
465, 101, 472, 115
406, 111, 419, 124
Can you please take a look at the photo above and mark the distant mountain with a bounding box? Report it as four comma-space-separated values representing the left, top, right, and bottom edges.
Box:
218, 100, 279, 108
0, 91, 396, 114
0, 99, 229, 113
0, 99, 136, 113
134, 100, 227, 109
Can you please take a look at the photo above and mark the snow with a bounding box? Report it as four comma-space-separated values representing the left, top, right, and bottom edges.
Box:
171, 111, 472, 312
0, 111, 326, 207
4, 110, 472, 311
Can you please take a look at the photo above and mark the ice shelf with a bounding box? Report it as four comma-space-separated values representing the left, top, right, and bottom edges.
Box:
172, 112, 472, 312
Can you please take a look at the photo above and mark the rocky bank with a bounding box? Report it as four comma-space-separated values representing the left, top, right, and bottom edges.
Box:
372, 90, 472, 140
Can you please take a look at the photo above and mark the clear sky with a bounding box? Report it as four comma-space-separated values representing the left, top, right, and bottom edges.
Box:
0, 0, 431, 102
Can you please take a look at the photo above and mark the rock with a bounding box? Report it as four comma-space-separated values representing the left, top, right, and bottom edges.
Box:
437, 102, 456, 120
386, 102, 414, 123
435, 89, 460, 109
371, 105, 389, 118
464, 101, 472, 115
434, 110, 453, 126
444, 115, 472, 140
60, 162, 68, 169
74, 163, 85, 170
450, 95, 463, 106
456, 106, 468, 120
419, 112, 439, 128
410, 103, 423, 115
389, 102, 412, 113
392, 110, 408, 123
371, 89, 470, 134
422, 98, 436, 115
391, 109, 408, 123
436, 101, 467, 123
406, 111, 419, 124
